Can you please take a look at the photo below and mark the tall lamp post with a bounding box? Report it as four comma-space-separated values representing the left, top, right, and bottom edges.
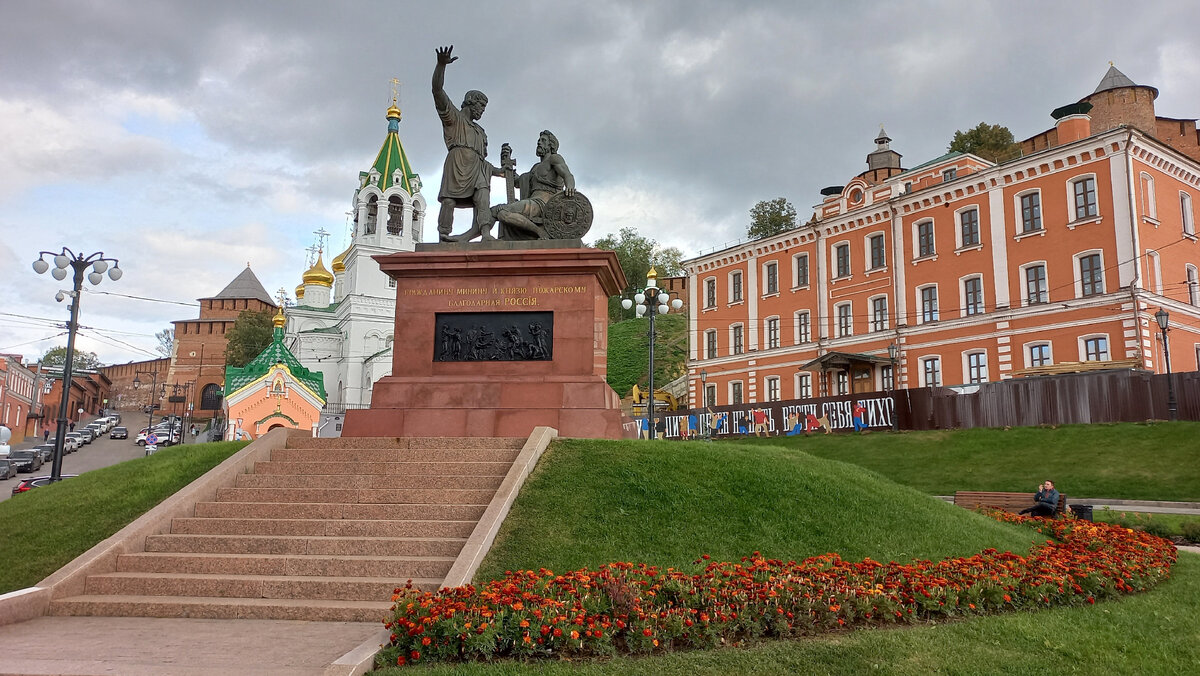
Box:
1154, 308, 1177, 421
700, 369, 708, 408
32, 248, 122, 482
887, 343, 899, 431
621, 268, 684, 440
131, 371, 161, 444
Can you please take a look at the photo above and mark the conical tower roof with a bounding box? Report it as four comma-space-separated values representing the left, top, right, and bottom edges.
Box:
204, 265, 275, 305
1091, 64, 1158, 99
366, 101, 420, 194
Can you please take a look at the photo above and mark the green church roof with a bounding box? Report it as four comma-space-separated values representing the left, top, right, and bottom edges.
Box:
362, 104, 419, 194
224, 324, 327, 401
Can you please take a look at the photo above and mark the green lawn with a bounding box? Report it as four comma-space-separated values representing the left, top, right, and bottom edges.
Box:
730, 422, 1200, 501
1093, 508, 1200, 540
606, 313, 687, 398
0, 440, 246, 593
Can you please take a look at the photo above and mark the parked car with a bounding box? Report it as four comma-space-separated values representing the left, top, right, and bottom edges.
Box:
65, 432, 85, 449
0, 459, 16, 480
110, 426, 128, 439
8, 450, 43, 473
11, 474, 78, 495
137, 429, 178, 446
85, 424, 104, 437
48, 437, 78, 453
76, 428, 95, 444
32, 444, 55, 464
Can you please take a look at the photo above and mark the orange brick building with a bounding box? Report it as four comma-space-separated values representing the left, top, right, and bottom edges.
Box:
685, 66, 1200, 407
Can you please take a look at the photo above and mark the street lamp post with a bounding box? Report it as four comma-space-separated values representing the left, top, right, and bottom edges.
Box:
132, 371, 161, 445
32, 248, 122, 482
887, 343, 899, 431
621, 268, 684, 440
700, 369, 708, 408
1154, 308, 1177, 421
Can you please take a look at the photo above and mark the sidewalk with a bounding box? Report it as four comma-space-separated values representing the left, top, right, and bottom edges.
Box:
936, 496, 1200, 516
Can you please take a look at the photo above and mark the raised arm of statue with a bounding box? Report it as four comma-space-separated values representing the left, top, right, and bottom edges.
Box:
549, 154, 576, 197
432, 46, 457, 116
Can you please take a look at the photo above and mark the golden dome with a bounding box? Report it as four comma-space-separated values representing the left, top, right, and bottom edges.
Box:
386, 102, 402, 120
295, 282, 305, 300
331, 245, 350, 274
272, 305, 286, 329
302, 254, 334, 288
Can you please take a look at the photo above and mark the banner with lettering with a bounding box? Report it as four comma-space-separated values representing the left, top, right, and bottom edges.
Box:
637, 392, 898, 440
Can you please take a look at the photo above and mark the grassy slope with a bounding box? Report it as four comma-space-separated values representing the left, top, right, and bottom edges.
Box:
477, 438, 1034, 582
606, 313, 688, 397
0, 441, 246, 593
731, 422, 1200, 501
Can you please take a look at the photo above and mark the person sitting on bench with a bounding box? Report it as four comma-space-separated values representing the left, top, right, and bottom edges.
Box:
1018, 480, 1059, 517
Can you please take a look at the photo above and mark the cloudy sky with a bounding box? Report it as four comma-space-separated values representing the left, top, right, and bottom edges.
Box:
3, 0, 1199, 365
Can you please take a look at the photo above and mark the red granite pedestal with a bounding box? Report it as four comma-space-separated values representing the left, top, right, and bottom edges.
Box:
341, 245, 629, 439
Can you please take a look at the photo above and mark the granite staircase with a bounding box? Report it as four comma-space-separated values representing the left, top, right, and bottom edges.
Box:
48, 437, 524, 622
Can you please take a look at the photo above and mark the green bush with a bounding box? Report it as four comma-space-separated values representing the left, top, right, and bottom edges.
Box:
1181, 521, 1200, 543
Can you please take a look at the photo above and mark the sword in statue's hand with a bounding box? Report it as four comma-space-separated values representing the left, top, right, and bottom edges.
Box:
500, 142, 516, 204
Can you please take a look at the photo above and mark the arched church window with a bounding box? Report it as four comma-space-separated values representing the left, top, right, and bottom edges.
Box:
365, 196, 378, 234
387, 196, 404, 235
199, 383, 223, 410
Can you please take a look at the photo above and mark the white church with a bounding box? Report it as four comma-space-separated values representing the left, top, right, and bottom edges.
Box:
285, 98, 425, 428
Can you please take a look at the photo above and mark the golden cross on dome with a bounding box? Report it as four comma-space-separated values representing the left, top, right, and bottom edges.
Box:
313, 227, 330, 256
390, 77, 402, 104
275, 287, 289, 306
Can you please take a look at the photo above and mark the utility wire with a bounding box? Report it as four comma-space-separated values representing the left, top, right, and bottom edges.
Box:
82, 288, 199, 307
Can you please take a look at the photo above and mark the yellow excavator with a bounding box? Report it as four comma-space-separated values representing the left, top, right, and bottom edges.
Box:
630, 384, 680, 417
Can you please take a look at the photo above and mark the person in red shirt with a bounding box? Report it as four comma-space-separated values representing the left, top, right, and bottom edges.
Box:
852, 401, 868, 433
752, 408, 769, 437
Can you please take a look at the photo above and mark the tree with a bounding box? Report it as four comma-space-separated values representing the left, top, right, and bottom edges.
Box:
39, 346, 103, 371
224, 310, 275, 367
948, 122, 1020, 163
155, 328, 174, 358
747, 198, 798, 239
590, 227, 684, 321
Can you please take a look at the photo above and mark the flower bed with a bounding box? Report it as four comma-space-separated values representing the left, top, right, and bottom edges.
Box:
378, 513, 1176, 667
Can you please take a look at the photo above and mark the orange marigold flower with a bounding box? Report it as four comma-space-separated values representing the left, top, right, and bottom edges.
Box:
420, 636, 431, 646
570, 630, 580, 640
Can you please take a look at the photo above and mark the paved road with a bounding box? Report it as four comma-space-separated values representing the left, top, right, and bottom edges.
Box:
1, 416, 200, 503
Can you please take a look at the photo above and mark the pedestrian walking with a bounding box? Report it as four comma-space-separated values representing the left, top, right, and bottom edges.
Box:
43, 426, 50, 442
69, 421, 75, 432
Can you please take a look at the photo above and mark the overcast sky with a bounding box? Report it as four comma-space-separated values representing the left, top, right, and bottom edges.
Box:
3, 0, 1199, 365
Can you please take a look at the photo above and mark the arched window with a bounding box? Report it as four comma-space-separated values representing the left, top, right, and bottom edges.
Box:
387, 196, 404, 235
365, 195, 378, 234
199, 383, 223, 410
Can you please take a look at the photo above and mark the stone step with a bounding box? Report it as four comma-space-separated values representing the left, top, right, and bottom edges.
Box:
48, 595, 393, 622
234, 473, 505, 490
286, 436, 524, 450
116, 552, 455, 578
193, 501, 487, 521
214, 487, 496, 505
171, 517, 478, 538
270, 447, 521, 463
253, 460, 514, 476
84, 572, 441, 601
145, 533, 467, 557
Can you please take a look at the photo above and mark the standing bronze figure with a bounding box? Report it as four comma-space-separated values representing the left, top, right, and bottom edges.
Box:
432, 45, 494, 242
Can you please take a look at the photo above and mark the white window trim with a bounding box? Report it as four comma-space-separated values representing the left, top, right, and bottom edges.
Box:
1073, 249, 1106, 298
764, 315, 781, 349
1014, 188, 1044, 236
793, 310, 811, 344
729, 380, 744, 405
1147, 250, 1163, 295
794, 372, 812, 399
864, 232, 888, 272
703, 276, 718, 310
959, 273, 986, 317
728, 270, 744, 305
1078, 333, 1111, 362
765, 376, 781, 402
954, 205, 983, 252
831, 240, 852, 280
962, 349, 989, 384
792, 252, 810, 290
912, 219, 937, 260
1187, 264, 1199, 306
762, 261, 780, 297
1018, 261, 1049, 307
868, 294, 889, 332
1181, 191, 1196, 237
835, 301, 853, 337
921, 355, 942, 387
729, 322, 745, 356
1140, 172, 1158, 221
1022, 340, 1054, 369
704, 329, 718, 359
916, 283, 940, 324
1066, 173, 1101, 227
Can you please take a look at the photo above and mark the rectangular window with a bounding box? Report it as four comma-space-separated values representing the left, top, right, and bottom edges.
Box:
837, 303, 852, 337
794, 254, 809, 287
869, 234, 886, 269
1029, 344, 1051, 367
731, 272, 743, 302
1084, 337, 1109, 361
1183, 192, 1195, 235
918, 221, 935, 257
388, 278, 397, 288
1141, 174, 1157, 219
836, 371, 849, 395
764, 262, 778, 295
767, 317, 780, 349
1188, 266, 1199, 305
705, 384, 716, 407
871, 296, 888, 331
732, 381, 743, 405
967, 352, 988, 384
835, 244, 850, 278
1080, 254, 1103, 296
1020, 192, 1042, 233
963, 277, 984, 316
798, 373, 812, 398
881, 365, 894, 390
943, 168, 957, 182
705, 330, 718, 359
923, 357, 941, 387
921, 286, 939, 323
959, 208, 980, 247
1025, 265, 1047, 304
767, 377, 780, 402
1073, 177, 1098, 220
705, 279, 716, 308
732, 325, 744, 355
797, 312, 811, 343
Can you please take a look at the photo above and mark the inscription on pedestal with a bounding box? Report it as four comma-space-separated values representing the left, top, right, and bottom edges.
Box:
434, 311, 553, 362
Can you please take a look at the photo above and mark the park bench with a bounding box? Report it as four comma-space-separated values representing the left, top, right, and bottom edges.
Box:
953, 491, 1068, 515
